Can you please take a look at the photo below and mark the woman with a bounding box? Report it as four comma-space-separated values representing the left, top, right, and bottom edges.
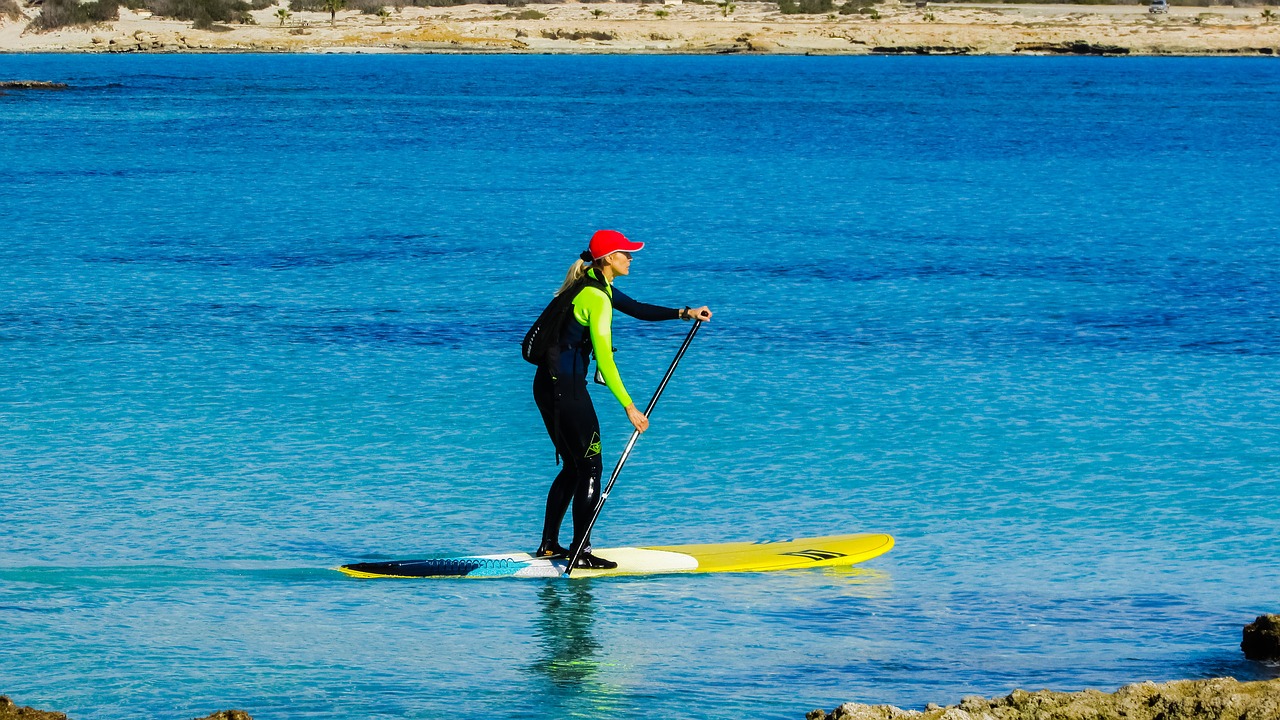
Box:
534, 229, 712, 569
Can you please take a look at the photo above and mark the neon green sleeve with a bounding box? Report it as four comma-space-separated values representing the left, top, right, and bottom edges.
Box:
574, 286, 633, 408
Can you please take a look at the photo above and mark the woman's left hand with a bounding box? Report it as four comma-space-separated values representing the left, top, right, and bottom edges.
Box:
684, 306, 712, 322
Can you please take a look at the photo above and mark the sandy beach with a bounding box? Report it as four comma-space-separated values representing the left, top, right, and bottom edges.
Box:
2, 0, 1279, 55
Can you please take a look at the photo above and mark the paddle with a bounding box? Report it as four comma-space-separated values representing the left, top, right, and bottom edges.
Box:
563, 319, 704, 578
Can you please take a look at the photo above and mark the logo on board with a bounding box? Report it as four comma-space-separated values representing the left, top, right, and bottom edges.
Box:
780, 549, 847, 562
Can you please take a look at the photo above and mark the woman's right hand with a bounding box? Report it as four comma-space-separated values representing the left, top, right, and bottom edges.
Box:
625, 404, 649, 434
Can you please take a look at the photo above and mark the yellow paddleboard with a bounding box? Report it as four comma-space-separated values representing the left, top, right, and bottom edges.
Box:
339, 532, 893, 579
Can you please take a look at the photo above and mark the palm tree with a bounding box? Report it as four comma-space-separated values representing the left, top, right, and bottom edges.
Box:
1262, 7, 1276, 22
718, 0, 735, 16
322, 0, 344, 26
590, 8, 604, 18
377, 5, 390, 22
276, 5, 291, 25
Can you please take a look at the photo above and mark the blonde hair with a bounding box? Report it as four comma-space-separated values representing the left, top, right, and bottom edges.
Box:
555, 257, 602, 296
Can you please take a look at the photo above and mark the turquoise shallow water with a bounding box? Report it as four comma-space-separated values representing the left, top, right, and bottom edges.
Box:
1, 54, 1279, 719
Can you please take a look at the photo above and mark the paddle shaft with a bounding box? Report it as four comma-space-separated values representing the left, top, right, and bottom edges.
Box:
563, 319, 703, 577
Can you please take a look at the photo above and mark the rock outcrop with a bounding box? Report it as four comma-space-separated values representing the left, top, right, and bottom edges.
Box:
871, 45, 971, 55
0, 81, 68, 90
0, 697, 253, 720
0, 696, 67, 720
1015, 41, 1130, 55
743, 36, 779, 52
807, 678, 1280, 720
540, 28, 615, 41
1243, 614, 1280, 661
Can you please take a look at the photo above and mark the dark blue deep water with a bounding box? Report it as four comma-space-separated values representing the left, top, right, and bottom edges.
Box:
1, 54, 1279, 719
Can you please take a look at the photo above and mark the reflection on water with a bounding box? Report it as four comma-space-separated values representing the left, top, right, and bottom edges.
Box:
758, 566, 894, 600
1191, 653, 1280, 683
531, 581, 601, 687
527, 581, 628, 719
816, 566, 895, 600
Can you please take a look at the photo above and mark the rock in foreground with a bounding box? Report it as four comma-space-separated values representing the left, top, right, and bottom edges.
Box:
1243, 614, 1280, 661
0, 697, 252, 720
0, 696, 67, 720
807, 678, 1280, 720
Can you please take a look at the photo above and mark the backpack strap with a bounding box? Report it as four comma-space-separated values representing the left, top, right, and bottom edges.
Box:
574, 270, 612, 356
547, 271, 611, 467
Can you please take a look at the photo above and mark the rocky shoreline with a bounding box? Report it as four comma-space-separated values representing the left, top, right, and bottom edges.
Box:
8, 679, 1280, 720
4, 617, 1279, 720
807, 678, 1280, 720
0, 80, 67, 88
1, 1, 1278, 55
807, 618, 1280, 719
0, 699, 251, 720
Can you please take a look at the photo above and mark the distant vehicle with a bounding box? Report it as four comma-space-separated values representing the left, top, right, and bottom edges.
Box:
1150, 0, 1169, 13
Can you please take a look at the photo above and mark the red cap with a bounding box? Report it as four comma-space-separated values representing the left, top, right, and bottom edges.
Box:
588, 229, 645, 261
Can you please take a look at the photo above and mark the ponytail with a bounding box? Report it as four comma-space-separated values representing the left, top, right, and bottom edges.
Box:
554, 250, 599, 296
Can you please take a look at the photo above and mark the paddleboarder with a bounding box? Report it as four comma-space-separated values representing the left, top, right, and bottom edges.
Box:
533, 230, 711, 569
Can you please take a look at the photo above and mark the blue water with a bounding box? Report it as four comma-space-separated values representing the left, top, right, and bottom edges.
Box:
1, 54, 1279, 720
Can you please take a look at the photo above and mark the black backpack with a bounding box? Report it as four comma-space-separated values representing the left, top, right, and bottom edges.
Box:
522, 272, 610, 375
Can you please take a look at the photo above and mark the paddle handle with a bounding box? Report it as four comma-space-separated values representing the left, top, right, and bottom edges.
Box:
563, 320, 702, 577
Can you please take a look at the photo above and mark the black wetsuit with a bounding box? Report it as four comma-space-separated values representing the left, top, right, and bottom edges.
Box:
534, 275, 681, 553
